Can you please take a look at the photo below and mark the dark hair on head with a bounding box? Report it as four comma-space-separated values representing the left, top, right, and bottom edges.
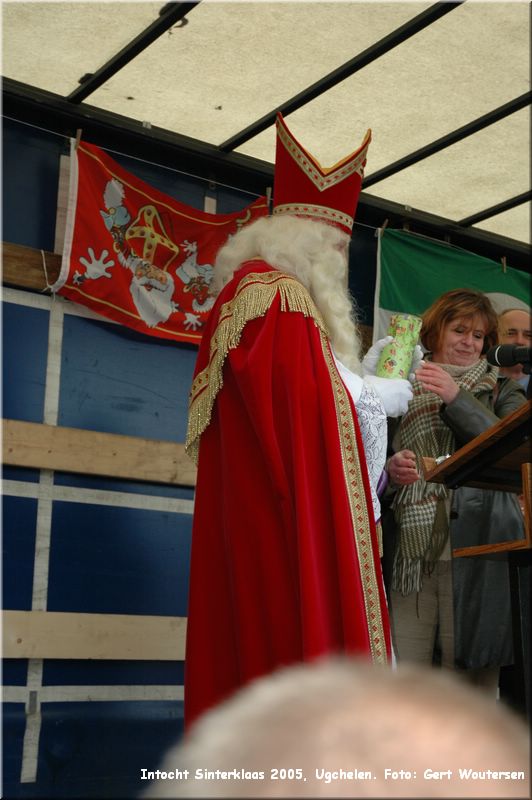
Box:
421, 289, 498, 355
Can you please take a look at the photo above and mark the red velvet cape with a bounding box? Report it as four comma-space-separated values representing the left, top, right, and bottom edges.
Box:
185, 261, 391, 727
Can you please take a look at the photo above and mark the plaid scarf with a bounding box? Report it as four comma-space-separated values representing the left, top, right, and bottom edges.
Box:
391, 358, 498, 595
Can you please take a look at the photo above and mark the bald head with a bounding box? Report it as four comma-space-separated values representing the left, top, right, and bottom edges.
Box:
498, 308, 532, 380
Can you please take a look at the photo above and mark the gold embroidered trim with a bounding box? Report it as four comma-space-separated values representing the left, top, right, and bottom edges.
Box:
277, 118, 370, 192
273, 203, 353, 230
186, 271, 326, 463
320, 336, 388, 664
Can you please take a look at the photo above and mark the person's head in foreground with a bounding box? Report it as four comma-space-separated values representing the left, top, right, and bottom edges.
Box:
146, 658, 529, 798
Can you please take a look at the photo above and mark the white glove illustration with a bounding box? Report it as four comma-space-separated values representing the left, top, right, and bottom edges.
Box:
79, 248, 114, 280
363, 374, 413, 418
184, 312, 202, 331
363, 336, 424, 382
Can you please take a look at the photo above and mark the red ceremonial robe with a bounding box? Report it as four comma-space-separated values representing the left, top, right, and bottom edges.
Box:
185, 260, 391, 728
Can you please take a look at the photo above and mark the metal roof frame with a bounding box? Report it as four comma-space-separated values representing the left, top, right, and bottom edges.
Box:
458, 191, 532, 228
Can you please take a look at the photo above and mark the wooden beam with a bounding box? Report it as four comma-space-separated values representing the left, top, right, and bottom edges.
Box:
2, 241, 61, 291
3, 610, 186, 660
3, 418, 197, 487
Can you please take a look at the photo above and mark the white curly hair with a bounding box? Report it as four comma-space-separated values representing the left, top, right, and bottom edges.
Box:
212, 215, 363, 373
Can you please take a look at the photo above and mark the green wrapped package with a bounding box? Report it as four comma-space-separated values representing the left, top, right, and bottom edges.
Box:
376, 313, 422, 379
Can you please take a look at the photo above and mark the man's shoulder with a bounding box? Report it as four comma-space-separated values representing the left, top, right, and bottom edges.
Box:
217, 260, 280, 301
232, 260, 289, 289
217, 261, 325, 335
222, 261, 302, 302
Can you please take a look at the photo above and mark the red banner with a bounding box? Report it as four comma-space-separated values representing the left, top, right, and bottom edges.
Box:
55, 140, 268, 344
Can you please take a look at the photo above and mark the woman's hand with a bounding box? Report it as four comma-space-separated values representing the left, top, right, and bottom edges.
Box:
387, 450, 420, 486
415, 361, 459, 404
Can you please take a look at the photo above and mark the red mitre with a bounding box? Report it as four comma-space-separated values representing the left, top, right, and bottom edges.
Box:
272, 112, 371, 235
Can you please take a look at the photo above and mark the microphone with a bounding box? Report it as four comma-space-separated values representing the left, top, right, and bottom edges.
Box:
486, 344, 532, 367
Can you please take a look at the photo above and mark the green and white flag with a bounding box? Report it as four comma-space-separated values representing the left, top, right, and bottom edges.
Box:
373, 229, 531, 342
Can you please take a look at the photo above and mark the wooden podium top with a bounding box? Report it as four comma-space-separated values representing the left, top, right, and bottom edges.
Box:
423, 400, 531, 556
423, 399, 531, 493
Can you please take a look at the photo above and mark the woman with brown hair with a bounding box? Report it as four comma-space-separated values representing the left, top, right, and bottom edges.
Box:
386, 289, 527, 692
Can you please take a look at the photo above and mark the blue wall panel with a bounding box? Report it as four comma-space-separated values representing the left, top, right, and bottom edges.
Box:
3, 465, 41, 483
2, 705, 28, 788
47, 502, 191, 616
2, 302, 49, 423
112, 151, 206, 211
58, 315, 196, 442
37, 701, 182, 798
2, 496, 38, 611
2, 701, 183, 800
3, 659, 29, 687
2, 120, 65, 252
215, 184, 264, 214
42, 659, 184, 687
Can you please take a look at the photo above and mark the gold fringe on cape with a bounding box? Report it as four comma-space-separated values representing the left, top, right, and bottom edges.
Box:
186, 270, 327, 463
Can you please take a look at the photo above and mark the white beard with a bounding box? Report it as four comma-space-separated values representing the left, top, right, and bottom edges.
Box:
129, 274, 175, 328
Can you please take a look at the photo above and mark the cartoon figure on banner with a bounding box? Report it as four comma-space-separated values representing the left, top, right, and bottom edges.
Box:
100, 178, 131, 251
176, 240, 215, 329
128, 258, 178, 328
74, 177, 226, 332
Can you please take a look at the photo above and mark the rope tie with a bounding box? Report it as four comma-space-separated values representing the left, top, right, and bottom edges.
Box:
40, 250, 56, 304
